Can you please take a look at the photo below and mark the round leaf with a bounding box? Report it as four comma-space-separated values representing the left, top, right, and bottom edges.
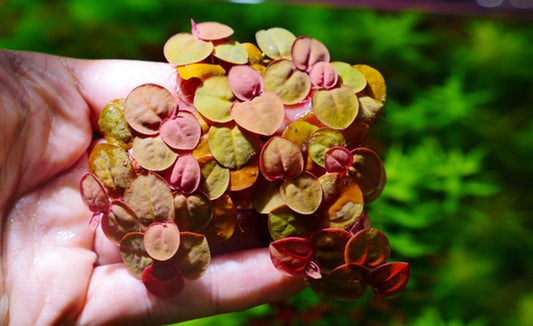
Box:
326, 264, 369, 301
177, 63, 225, 81
251, 176, 286, 214
166, 154, 201, 194
345, 228, 391, 268
98, 98, 133, 150
142, 262, 184, 297
324, 146, 353, 174
232, 91, 285, 136
174, 191, 213, 233
323, 177, 364, 229
291, 36, 330, 72
268, 204, 321, 241
310, 228, 352, 274
197, 155, 230, 200
120, 232, 153, 279
280, 172, 323, 215
80, 172, 110, 213
124, 83, 176, 135
160, 111, 201, 151
202, 193, 237, 242
229, 155, 259, 192
367, 262, 410, 297
144, 221, 180, 262
353, 64, 386, 103
208, 124, 259, 170
312, 85, 359, 130
307, 128, 346, 168
255, 27, 296, 60
193, 21, 234, 40
260, 136, 304, 181
164, 33, 213, 66
173, 232, 211, 280
348, 147, 386, 203
132, 134, 178, 172
227, 64, 264, 101
194, 76, 235, 123
358, 96, 384, 125
331, 61, 367, 93
123, 172, 175, 226
263, 59, 311, 105
281, 120, 319, 151
309, 61, 338, 89
88, 143, 136, 198
102, 200, 141, 244
242, 42, 263, 65
213, 39, 248, 64
269, 237, 313, 274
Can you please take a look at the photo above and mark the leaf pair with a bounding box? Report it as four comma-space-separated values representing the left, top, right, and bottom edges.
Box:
164, 20, 247, 66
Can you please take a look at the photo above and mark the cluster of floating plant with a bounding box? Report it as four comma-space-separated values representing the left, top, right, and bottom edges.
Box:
80, 20, 409, 300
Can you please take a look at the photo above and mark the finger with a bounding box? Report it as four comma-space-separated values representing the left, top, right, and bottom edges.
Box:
66, 58, 178, 124
76, 248, 306, 326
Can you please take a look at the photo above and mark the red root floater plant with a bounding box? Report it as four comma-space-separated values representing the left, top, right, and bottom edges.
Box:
80, 19, 410, 300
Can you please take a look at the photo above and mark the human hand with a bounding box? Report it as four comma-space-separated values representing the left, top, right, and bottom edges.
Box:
0, 49, 305, 326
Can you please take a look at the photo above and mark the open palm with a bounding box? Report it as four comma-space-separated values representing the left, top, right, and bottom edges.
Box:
0, 50, 304, 326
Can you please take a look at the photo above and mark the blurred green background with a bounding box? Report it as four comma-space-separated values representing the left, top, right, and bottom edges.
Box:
1, 0, 532, 325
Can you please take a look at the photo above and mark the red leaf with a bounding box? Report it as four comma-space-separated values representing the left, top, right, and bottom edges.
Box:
227, 65, 264, 101
79, 172, 110, 213
159, 111, 202, 151
324, 146, 353, 174
367, 262, 410, 297
345, 228, 390, 268
142, 262, 185, 298
166, 154, 201, 194
309, 62, 338, 89
269, 237, 313, 274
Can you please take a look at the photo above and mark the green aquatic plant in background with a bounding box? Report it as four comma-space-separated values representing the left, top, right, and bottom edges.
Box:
1, 0, 532, 325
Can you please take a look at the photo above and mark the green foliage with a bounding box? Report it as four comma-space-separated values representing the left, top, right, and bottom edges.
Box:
2, 1, 532, 325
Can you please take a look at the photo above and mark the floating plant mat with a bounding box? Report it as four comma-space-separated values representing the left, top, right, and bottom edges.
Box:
79, 19, 409, 301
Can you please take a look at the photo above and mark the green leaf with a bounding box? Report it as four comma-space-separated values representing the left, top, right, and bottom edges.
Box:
331, 61, 367, 93
255, 27, 296, 60
307, 128, 346, 168
213, 39, 248, 64
98, 98, 133, 150
198, 155, 230, 200
268, 204, 321, 241
164, 32, 213, 66
312, 85, 359, 130
88, 143, 136, 198
194, 76, 235, 123
208, 124, 259, 170
263, 59, 311, 105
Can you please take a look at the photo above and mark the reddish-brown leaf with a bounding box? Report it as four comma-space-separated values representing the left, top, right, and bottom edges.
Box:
269, 237, 313, 274
367, 262, 410, 297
